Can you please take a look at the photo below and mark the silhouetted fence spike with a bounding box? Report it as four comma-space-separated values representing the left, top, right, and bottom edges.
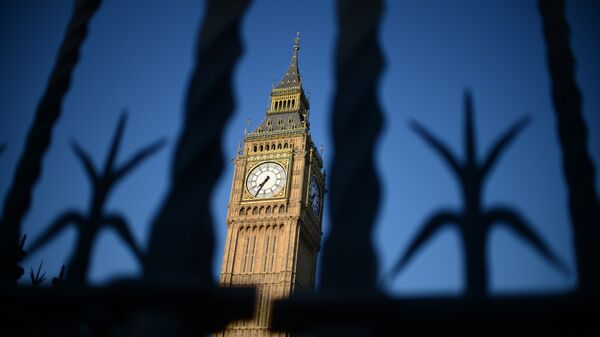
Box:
384, 211, 460, 285
388, 92, 565, 298
464, 90, 477, 166
484, 207, 569, 276
104, 111, 127, 176
28, 212, 84, 259
112, 138, 166, 182
409, 120, 462, 178
481, 116, 531, 176
102, 214, 145, 264
0, 0, 102, 285
26, 112, 162, 284
538, 0, 600, 295
70, 141, 99, 183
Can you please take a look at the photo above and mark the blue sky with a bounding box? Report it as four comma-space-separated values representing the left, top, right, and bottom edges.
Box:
1, 0, 599, 295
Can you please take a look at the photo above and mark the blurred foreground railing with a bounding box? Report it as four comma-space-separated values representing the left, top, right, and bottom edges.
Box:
1, 284, 254, 335
272, 292, 599, 336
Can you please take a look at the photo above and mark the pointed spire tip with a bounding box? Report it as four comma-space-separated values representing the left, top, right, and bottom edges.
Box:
294, 32, 300, 51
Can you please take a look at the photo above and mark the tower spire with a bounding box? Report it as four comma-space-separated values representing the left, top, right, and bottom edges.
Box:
248, 34, 310, 136
275, 32, 302, 89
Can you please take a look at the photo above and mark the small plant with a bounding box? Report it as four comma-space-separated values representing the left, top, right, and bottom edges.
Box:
30, 260, 46, 287
28, 111, 166, 284
385, 90, 568, 297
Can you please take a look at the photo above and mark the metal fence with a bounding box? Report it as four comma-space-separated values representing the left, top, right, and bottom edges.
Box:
1, 0, 598, 336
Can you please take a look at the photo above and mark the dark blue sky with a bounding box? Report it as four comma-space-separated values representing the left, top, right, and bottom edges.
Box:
1, 0, 599, 295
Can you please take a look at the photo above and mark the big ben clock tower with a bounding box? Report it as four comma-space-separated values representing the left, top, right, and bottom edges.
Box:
216, 34, 325, 337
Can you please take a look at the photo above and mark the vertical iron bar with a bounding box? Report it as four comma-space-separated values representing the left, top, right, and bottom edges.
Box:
145, 0, 251, 285
538, 0, 600, 295
320, 0, 385, 291
0, 0, 102, 285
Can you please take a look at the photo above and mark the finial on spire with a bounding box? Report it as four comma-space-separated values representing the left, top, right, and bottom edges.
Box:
294, 32, 300, 51
244, 116, 252, 135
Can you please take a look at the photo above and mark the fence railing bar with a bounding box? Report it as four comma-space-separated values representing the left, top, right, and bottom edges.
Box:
1, 284, 255, 333
538, 0, 600, 295
145, 0, 252, 284
0, 0, 102, 286
272, 293, 599, 335
320, 0, 385, 291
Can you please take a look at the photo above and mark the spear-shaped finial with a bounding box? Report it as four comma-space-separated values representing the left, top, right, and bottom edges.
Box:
294, 32, 300, 51
244, 116, 252, 135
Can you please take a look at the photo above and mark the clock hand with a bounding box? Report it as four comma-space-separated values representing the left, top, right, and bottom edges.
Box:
255, 176, 270, 196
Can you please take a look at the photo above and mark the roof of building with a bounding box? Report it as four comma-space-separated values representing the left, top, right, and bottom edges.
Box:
248, 33, 310, 139
275, 33, 302, 89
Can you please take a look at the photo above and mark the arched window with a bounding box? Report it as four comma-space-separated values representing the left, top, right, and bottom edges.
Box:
253, 145, 257, 152
239, 208, 245, 216
266, 206, 272, 214
277, 143, 282, 149
279, 205, 285, 213
284, 143, 288, 149
259, 206, 265, 215
292, 99, 295, 107
252, 207, 258, 215
271, 144, 276, 150
259, 145, 263, 151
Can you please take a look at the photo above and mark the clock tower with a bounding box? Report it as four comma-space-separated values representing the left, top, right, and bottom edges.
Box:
216, 34, 325, 337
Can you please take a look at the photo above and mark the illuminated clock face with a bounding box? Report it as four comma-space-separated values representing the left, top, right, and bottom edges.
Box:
309, 175, 321, 216
246, 162, 287, 198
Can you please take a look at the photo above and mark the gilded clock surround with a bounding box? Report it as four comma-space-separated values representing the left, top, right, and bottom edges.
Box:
242, 157, 291, 201
215, 34, 324, 337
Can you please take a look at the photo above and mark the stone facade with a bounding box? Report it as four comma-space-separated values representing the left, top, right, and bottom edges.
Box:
215, 35, 324, 337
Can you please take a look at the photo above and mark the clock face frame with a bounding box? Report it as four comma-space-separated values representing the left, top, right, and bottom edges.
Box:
309, 175, 321, 216
246, 162, 287, 199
